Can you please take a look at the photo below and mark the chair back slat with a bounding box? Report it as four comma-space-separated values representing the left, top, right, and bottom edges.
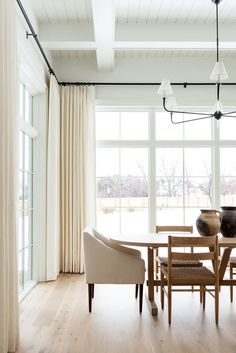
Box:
156, 226, 194, 257
171, 252, 215, 261
170, 235, 216, 247
156, 225, 193, 233
168, 235, 218, 272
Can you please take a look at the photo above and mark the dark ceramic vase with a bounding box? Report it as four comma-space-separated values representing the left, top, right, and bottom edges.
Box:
196, 209, 221, 236
220, 206, 236, 237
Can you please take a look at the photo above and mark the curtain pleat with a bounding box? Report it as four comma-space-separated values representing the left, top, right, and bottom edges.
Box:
60, 86, 96, 273
0, 0, 19, 352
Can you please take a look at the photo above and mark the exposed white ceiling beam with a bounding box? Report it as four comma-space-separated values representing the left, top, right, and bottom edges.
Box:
39, 22, 236, 43
42, 40, 236, 51
115, 41, 236, 50
40, 21, 236, 54
91, 0, 115, 71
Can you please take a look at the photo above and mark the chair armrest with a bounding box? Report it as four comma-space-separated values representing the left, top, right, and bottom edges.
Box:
91, 227, 142, 257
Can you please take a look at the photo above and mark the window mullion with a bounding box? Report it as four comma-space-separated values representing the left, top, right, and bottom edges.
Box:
149, 109, 156, 232
213, 118, 220, 210
22, 133, 25, 289
183, 146, 185, 225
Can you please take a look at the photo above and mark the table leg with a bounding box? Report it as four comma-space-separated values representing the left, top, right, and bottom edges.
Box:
146, 247, 158, 316
219, 247, 232, 280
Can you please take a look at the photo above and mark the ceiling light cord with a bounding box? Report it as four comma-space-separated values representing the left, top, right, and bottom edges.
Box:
216, 2, 219, 62
216, 3, 221, 107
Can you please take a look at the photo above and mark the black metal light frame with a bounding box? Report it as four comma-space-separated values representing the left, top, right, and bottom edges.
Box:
162, 0, 236, 124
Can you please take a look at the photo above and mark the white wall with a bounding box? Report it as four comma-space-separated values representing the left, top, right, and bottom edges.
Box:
54, 54, 236, 107
17, 0, 50, 93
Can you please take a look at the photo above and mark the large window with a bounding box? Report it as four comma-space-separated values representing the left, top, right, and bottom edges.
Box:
97, 147, 148, 233
96, 109, 236, 234
96, 111, 149, 234
19, 83, 37, 292
156, 147, 212, 225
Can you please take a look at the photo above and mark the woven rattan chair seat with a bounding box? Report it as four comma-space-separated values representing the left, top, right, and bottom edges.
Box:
158, 256, 202, 267
162, 266, 215, 284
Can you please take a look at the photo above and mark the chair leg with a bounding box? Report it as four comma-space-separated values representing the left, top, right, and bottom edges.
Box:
92, 284, 94, 298
215, 284, 219, 325
135, 284, 139, 298
200, 285, 203, 303
230, 264, 233, 303
191, 247, 194, 293
139, 284, 143, 313
202, 285, 206, 310
156, 271, 159, 292
160, 269, 165, 310
168, 284, 172, 325
88, 283, 93, 313
155, 249, 159, 292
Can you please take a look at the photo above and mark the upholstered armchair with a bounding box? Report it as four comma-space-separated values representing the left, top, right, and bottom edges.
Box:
83, 227, 145, 313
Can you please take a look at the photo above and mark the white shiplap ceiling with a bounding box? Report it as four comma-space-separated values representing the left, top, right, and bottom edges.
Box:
30, 0, 236, 24
116, 0, 236, 24
30, 0, 93, 23
26, 0, 236, 74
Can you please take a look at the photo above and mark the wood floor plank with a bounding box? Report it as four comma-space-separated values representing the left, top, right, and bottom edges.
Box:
17, 273, 236, 353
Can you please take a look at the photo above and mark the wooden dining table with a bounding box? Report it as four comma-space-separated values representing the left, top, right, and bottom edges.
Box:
109, 233, 236, 316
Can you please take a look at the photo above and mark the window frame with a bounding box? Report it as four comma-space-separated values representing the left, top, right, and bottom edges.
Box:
18, 83, 38, 301
96, 105, 236, 234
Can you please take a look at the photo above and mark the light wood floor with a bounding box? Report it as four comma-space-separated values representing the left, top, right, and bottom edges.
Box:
17, 274, 236, 353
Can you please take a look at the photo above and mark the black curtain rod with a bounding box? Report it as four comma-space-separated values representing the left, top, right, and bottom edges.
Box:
59, 82, 236, 86
16, 0, 57, 79
15, 0, 236, 88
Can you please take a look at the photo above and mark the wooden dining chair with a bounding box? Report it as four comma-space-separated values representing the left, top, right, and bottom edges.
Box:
155, 225, 203, 294
161, 235, 219, 325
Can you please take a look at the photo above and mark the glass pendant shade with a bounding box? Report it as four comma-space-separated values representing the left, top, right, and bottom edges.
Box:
210, 61, 229, 82
157, 79, 173, 98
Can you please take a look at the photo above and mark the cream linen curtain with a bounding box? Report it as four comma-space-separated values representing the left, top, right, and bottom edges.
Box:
46, 75, 60, 280
0, 0, 19, 352
60, 85, 96, 273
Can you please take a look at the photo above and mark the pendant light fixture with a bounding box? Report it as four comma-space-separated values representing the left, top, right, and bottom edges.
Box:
157, 0, 236, 124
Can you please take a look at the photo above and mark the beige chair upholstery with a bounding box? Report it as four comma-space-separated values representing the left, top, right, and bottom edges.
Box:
83, 227, 145, 313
